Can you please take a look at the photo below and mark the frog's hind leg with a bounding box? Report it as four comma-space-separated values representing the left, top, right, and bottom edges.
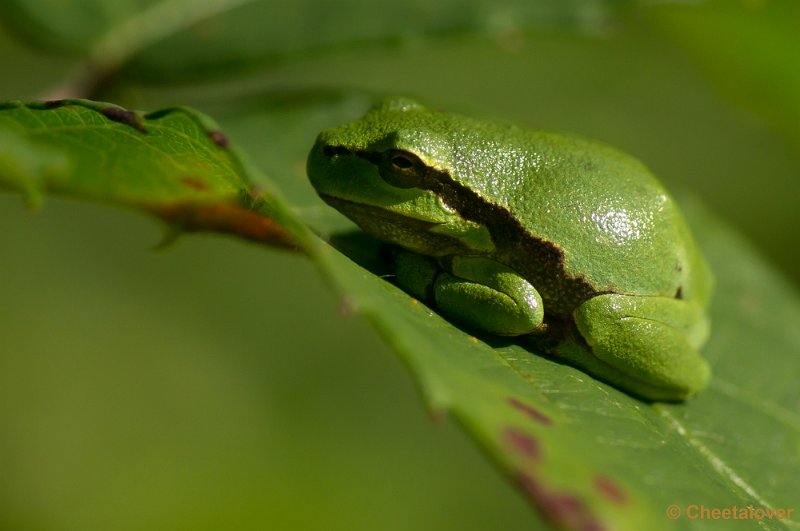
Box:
570, 294, 711, 401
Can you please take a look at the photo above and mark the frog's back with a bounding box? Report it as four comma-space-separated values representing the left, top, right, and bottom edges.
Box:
441, 123, 707, 302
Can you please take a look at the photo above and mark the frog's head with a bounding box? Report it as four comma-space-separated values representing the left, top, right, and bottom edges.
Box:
307, 97, 494, 255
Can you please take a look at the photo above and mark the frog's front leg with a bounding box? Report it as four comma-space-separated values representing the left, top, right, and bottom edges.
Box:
392, 248, 544, 336
572, 293, 711, 400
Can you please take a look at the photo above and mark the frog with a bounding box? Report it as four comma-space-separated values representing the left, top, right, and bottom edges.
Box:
307, 97, 713, 401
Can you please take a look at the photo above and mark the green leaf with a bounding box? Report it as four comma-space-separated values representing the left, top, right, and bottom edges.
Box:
305, 200, 800, 530
0, 0, 250, 59
0, 99, 298, 249
0, 126, 69, 206
2, 95, 798, 530
121, 0, 626, 83
263, 96, 800, 529
1, 0, 639, 86
219, 94, 800, 529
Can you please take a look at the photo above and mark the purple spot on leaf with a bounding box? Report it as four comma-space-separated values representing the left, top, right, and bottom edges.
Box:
517, 473, 607, 531
503, 427, 540, 461
507, 397, 553, 425
594, 475, 627, 505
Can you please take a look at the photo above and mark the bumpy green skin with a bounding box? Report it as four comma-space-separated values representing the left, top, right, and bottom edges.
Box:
308, 98, 713, 401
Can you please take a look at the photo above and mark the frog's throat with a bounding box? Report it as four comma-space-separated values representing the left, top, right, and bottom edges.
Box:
318, 193, 439, 228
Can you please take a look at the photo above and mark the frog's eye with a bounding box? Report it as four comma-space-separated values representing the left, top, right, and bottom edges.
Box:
380, 149, 428, 189
390, 153, 415, 170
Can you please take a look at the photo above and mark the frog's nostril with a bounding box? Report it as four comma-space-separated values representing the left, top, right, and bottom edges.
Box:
323, 145, 351, 158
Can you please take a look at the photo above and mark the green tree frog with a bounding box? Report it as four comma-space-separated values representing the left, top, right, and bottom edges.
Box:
307, 98, 713, 401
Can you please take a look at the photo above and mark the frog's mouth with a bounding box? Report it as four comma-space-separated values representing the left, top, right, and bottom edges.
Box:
318, 193, 438, 228
318, 193, 473, 257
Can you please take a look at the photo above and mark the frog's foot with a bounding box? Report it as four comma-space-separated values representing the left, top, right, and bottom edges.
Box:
392, 249, 544, 336
571, 293, 711, 401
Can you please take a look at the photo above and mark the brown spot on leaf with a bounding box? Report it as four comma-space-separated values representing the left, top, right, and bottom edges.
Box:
338, 296, 356, 317
44, 100, 67, 109
507, 397, 553, 426
208, 130, 229, 147
101, 107, 147, 133
516, 473, 606, 531
504, 427, 540, 462
426, 407, 445, 425
594, 475, 627, 506
180, 177, 209, 191
157, 202, 297, 250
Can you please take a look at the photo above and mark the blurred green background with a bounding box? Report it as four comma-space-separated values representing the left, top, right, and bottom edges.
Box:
1, 2, 798, 530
